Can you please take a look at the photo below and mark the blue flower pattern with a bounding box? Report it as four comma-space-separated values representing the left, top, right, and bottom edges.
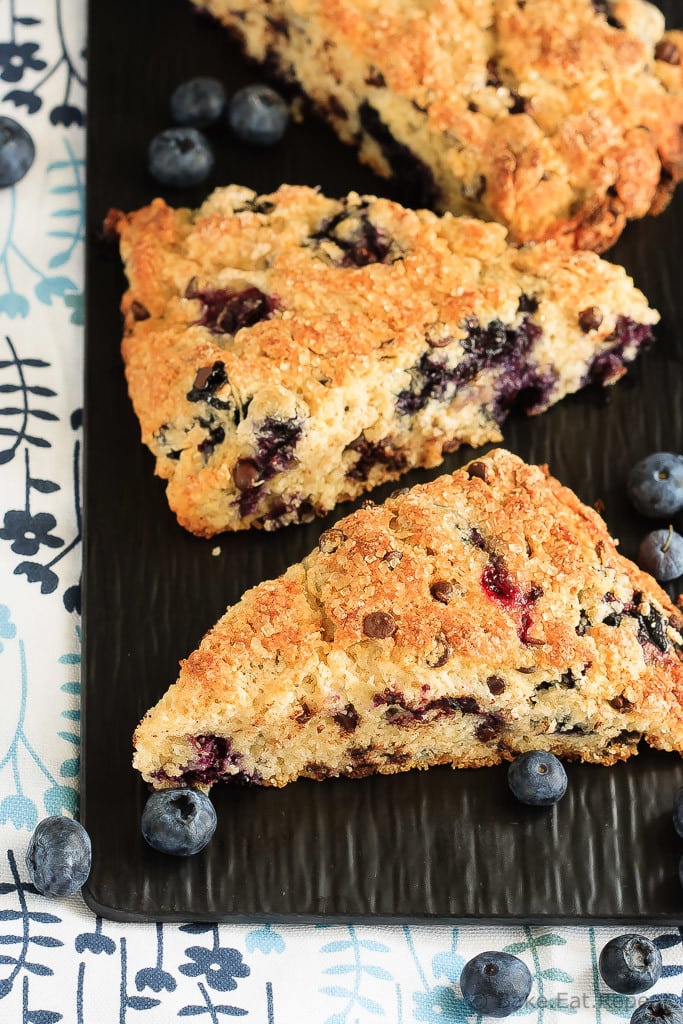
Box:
1, 1, 683, 1021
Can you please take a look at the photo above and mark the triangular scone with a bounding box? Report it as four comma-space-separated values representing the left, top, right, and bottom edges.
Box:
133, 449, 683, 790
110, 184, 658, 537
191, 0, 683, 251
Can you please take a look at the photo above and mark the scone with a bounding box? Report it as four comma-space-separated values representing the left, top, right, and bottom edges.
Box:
110, 184, 657, 537
133, 449, 683, 790
191, 0, 683, 251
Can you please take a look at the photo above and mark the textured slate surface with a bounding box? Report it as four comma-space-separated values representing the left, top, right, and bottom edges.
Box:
83, 0, 683, 921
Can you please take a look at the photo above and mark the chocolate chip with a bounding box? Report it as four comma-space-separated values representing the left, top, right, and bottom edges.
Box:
578, 306, 603, 332
467, 460, 491, 483
319, 528, 344, 554
476, 713, 505, 742
517, 293, 538, 314
425, 632, 452, 668
430, 580, 453, 604
655, 39, 680, 65
333, 703, 359, 733
131, 300, 150, 321
193, 365, 216, 390
486, 675, 506, 695
365, 67, 386, 87
295, 702, 314, 724
609, 695, 634, 712
185, 276, 200, 299
383, 550, 403, 570
233, 458, 261, 491
363, 611, 396, 639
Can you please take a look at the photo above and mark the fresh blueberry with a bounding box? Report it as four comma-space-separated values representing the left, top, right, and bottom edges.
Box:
631, 997, 683, 1024
141, 788, 217, 856
637, 527, 683, 581
460, 951, 532, 1018
628, 453, 683, 518
26, 816, 91, 897
599, 934, 662, 994
228, 84, 289, 145
0, 116, 35, 188
147, 127, 214, 188
675, 787, 683, 838
508, 750, 567, 806
170, 77, 227, 127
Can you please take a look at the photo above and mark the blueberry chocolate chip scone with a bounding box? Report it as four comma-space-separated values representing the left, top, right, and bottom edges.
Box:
110, 184, 657, 537
133, 449, 683, 790
190, 0, 683, 251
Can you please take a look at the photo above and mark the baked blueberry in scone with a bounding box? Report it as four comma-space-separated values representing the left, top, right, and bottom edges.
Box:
188, 0, 683, 251
133, 449, 683, 790
109, 184, 657, 537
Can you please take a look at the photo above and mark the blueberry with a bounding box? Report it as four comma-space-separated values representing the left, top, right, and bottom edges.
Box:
26, 816, 91, 897
460, 951, 532, 1017
675, 787, 683, 838
628, 453, 683, 518
0, 116, 35, 188
508, 750, 567, 806
599, 934, 662, 994
141, 788, 217, 856
170, 77, 227, 127
637, 528, 683, 581
228, 84, 289, 145
631, 997, 683, 1024
148, 127, 214, 188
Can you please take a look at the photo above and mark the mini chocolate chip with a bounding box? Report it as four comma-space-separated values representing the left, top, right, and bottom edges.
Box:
430, 580, 453, 604
467, 460, 491, 483
609, 695, 634, 712
383, 550, 403, 570
185, 276, 200, 299
295, 701, 314, 724
193, 365, 214, 390
333, 703, 359, 733
319, 528, 344, 554
131, 300, 150, 321
486, 675, 506, 695
363, 611, 397, 639
476, 714, 505, 742
233, 458, 261, 491
655, 39, 680, 65
426, 632, 452, 668
578, 306, 603, 332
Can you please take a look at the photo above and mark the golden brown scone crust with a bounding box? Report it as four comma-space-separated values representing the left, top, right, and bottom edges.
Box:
133, 449, 683, 790
192, 0, 683, 251
112, 185, 657, 536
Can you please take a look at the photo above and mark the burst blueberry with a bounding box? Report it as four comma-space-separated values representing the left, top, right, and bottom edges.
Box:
148, 127, 214, 187
637, 527, 683, 581
170, 77, 227, 127
631, 997, 683, 1024
26, 816, 92, 897
599, 934, 662, 994
460, 951, 532, 1017
508, 750, 567, 806
141, 788, 217, 856
0, 116, 35, 188
627, 452, 683, 518
228, 84, 289, 145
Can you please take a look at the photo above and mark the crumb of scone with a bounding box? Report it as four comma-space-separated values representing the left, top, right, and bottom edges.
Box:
111, 184, 658, 537
133, 448, 683, 790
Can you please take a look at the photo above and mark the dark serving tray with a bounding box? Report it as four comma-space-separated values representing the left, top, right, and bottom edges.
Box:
83, 0, 683, 922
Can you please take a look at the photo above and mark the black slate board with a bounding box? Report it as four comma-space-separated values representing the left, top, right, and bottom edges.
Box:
83, 0, 683, 922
